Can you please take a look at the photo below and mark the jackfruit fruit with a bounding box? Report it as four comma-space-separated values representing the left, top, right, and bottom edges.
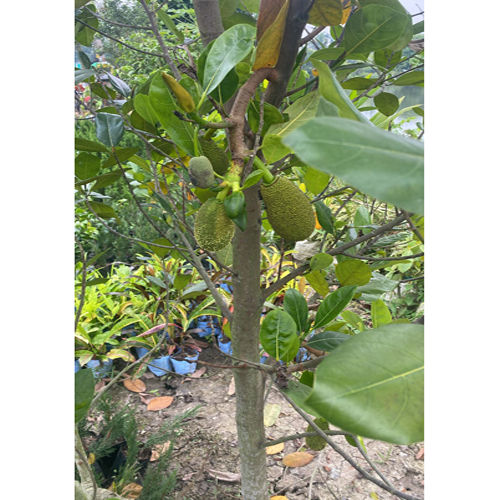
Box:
199, 136, 230, 175
305, 417, 329, 451
194, 198, 235, 251
261, 176, 315, 241
188, 156, 215, 188
161, 72, 195, 113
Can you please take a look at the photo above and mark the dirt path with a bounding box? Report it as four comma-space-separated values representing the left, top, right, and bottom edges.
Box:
103, 346, 424, 499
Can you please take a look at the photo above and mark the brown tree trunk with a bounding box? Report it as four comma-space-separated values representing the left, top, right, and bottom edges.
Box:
192, 0, 225, 46
231, 185, 268, 500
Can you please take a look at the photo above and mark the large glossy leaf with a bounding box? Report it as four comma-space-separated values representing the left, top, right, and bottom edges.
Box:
312, 60, 369, 123
374, 91, 399, 116
283, 116, 424, 214
95, 113, 124, 147
307, 330, 351, 351
75, 368, 95, 423
303, 167, 330, 195
75, 152, 100, 180
344, 4, 411, 55
335, 260, 372, 286
203, 24, 256, 95
148, 73, 195, 155
283, 289, 309, 333
260, 309, 300, 362
87, 201, 119, 221
305, 323, 424, 444
314, 285, 357, 329
282, 379, 322, 418
133, 94, 157, 125
75, 137, 109, 153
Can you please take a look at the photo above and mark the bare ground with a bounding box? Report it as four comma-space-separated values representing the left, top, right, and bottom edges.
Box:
90, 346, 424, 500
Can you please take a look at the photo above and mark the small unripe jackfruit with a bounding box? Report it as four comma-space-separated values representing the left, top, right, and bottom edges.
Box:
161, 72, 195, 113
188, 156, 215, 188
305, 417, 329, 451
261, 176, 315, 241
199, 136, 230, 175
194, 198, 235, 251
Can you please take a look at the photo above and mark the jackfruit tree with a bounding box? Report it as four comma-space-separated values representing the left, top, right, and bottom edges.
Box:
75, 1, 424, 499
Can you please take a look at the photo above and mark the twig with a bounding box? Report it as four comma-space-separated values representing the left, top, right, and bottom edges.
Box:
339, 252, 424, 262
403, 211, 424, 243
300, 26, 326, 45
286, 355, 328, 374
264, 429, 348, 448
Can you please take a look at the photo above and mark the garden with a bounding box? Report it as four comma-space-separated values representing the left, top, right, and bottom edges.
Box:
74, 1, 424, 499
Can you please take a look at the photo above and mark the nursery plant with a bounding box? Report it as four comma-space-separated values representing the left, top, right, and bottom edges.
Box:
75, 1, 424, 498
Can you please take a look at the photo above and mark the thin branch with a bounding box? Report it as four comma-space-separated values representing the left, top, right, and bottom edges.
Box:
403, 211, 424, 243
300, 26, 326, 45
264, 429, 349, 448
75, 18, 164, 57
286, 355, 328, 374
339, 252, 424, 262
83, 6, 153, 31
74, 240, 87, 331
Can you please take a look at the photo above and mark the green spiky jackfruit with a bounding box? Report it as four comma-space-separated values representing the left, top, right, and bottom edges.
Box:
188, 156, 215, 188
199, 136, 230, 175
194, 198, 235, 251
305, 417, 330, 451
261, 176, 315, 241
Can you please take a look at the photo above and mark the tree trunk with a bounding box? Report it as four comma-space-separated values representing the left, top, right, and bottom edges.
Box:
231, 185, 268, 500
192, 0, 225, 46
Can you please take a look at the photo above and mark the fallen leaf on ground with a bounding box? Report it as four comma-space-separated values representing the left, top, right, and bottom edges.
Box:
263, 403, 281, 427
190, 366, 206, 378
266, 442, 285, 455
227, 376, 235, 396
282, 451, 314, 467
416, 447, 424, 460
207, 469, 241, 482
149, 441, 171, 461
147, 395, 174, 411
271, 496, 289, 500
123, 378, 146, 393
121, 482, 142, 498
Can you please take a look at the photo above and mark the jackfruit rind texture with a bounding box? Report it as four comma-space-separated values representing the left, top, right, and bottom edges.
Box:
188, 156, 215, 188
261, 176, 315, 241
194, 198, 235, 251
199, 136, 230, 175
305, 417, 329, 451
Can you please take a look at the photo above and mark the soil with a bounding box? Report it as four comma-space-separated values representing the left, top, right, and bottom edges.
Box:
87, 345, 424, 500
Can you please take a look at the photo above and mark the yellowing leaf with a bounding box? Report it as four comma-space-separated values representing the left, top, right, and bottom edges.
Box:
121, 482, 142, 499
263, 403, 281, 427
298, 276, 306, 295
282, 451, 314, 467
256, 0, 286, 40
147, 395, 174, 411
123, 378, 146, 393
87, 453, 95, 465
308, 0, 343, 26
253, 0, 290, 70
266, 442, 285, 455
341, 1, 352, 24
335, 259, 372, 286
149, 441, 171, 462
271, 497, 289, 500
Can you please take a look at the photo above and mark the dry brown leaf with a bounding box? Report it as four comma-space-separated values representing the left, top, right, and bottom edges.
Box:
207, 469, 241, 482
282, 451, 314, 468
253, 0, 290, 70
123, 378, 146, 393
266, 442, 285, 455
121, 482, 143, 499
190, 366, 207, 379
416, 446, 424, 460
227, 376, 235, 396
149, 441, 171, 462
147, 395, 174, 411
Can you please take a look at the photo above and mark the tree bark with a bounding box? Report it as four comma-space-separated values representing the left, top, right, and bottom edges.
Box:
231, 185, 268, 500
192, 0, 225, 46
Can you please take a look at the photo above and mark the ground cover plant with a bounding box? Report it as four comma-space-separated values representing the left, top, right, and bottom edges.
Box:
75, 1, 424, 498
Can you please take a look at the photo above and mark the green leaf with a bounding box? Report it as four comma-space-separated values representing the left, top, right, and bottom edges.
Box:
374, 92, 399, 116
281, 379, 322, 418
75, 152, 100, 180
87, 201, 119, 221
310, 253, 333, 271
241, 170, 264, 190
203, 24, 256, 95
75, 368, 95, 423
316, 96, 339, 117
75, 137, 109, 153
133, 93, 157, 125
157, 9, 184, 42
412, 20, 424, 34
95, 113, 124, 147
303, 167, 330, 195
247, 99, 285, 136
305, 323, 424, 444
148, 238, 172, 259
344, 5, 411, 55
392, 70, 424, 86
314, 285, 357, 329
75, 68, 95, 84
308, 0, 343, 26
262, 92, 320, 162
341, 309, 365, 331
260, 309, 300, 362
299, 370, 315, 387
149, 73, 195, 155
75, 9, 98, 46
374, 48, 402, 69
357, 272, 398, 302
336, 260, 372, 286
312, 60, 370, 123
353, 206, 372, 232
92, 170, 125, 190
307, 330, 351, 351
309, 47, 345, 61
341, 77, 378, 90
283, 289, 309, 333
305, 269, 330, 297
174, 273, 191, 291
314, 201, 334, 234
283, 116, 424, 214
101, 147, 140, 168
371, 298, 392, 328
106, 72, 131, 97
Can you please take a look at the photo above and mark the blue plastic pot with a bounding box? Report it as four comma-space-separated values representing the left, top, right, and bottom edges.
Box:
196, 318, 222, 338
219, 283, 233, 293
170, 351, 200, 375
295, 347, 310, 363
87, 359, 113, 378
75, 359, 81, 373
135, 346, 172, 376
218, 339, 232, 355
